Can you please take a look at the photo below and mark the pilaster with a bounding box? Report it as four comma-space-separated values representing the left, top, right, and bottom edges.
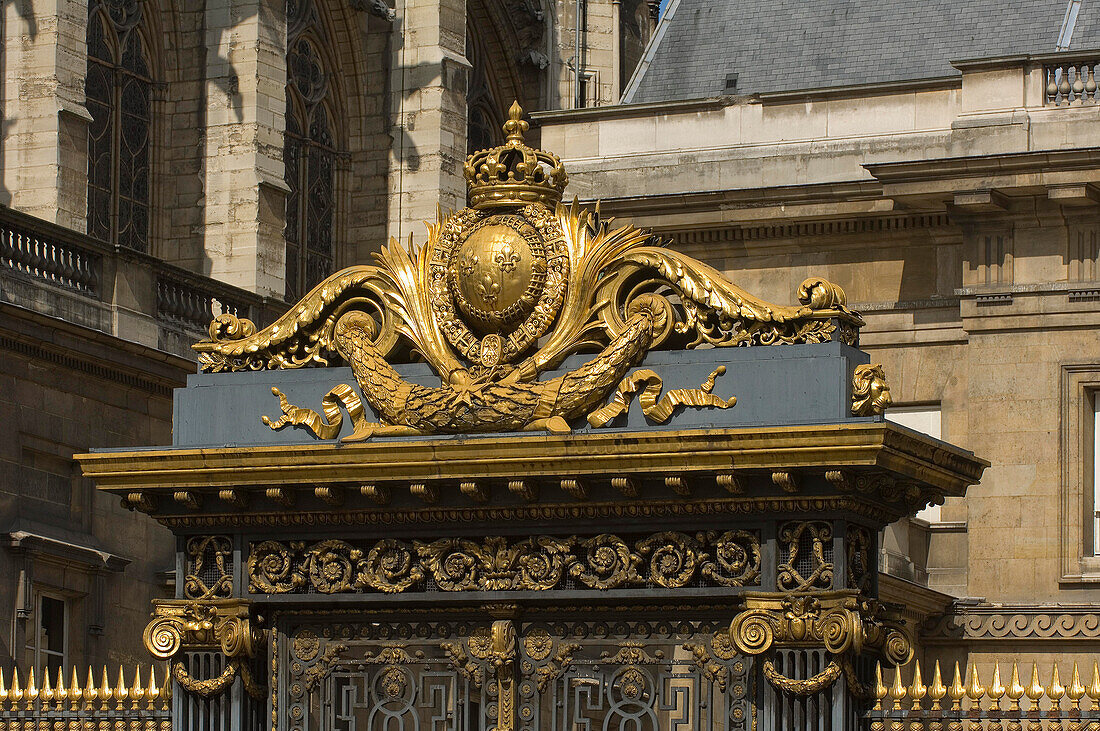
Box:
387, 0, 469, 244
202, 0, 289, 298
1, 0, 92, 230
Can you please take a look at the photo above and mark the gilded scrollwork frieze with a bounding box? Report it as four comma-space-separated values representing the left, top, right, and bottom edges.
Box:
247, 530, 762, 595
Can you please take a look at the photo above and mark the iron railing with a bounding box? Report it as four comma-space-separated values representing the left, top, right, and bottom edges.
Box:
866, 660, 1100, 730
0, 666, 171, 731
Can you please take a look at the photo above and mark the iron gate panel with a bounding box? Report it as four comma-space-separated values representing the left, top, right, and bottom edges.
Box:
280, 617, 753, 731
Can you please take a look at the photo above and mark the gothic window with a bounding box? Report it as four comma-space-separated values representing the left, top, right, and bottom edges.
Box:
466, 30, 503, 153
85, 0, 151, 252
285, 1, 339, 303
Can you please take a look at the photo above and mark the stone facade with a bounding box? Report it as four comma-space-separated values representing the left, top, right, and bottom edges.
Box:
535, 55, 1100, 670
0, 301, 189, 669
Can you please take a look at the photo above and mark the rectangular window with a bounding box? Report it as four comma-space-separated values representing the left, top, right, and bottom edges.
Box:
25, 593, 67, 675
1094, 395, 1100, 555
1058, 365, 1100, 583
886, 405, 943, 522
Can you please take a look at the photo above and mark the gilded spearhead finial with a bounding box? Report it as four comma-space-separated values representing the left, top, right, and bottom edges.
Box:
929, 660, 947, 710
1068, 662, 1086, 710
873, 662, 887, 710
890, 665, 907, 711
988, 663, 1006, 709
503, 101, 528, 144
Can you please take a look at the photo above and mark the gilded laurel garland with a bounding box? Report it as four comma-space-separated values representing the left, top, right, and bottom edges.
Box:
247, 531, 762, 594
192, 104, 860, 441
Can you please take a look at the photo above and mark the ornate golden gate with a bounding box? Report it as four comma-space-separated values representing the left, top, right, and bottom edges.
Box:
78, 103, 987, 731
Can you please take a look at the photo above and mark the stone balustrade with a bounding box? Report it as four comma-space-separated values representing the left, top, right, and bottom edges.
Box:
0, 205, 285, 359
154, 266, 260, 335
1044, 57, 1100, 106
0, 208, 101, 295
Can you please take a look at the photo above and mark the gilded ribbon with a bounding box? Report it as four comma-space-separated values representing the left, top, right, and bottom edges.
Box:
263, 383, 366, 439
587, 366, 735, 428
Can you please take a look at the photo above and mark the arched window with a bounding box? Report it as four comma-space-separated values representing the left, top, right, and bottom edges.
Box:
466, 29, 503, 153
85, 0, 151, 252
285, 1, 339, 303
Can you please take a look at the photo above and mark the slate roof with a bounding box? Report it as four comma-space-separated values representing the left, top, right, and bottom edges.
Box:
627, 0, 1100, 103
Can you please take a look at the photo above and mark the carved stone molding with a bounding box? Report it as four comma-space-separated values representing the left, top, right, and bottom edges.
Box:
247, 530, 762, 595
922, 606, 1100, 642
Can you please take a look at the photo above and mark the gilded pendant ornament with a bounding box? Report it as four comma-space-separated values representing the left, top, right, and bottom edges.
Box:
192, 102, 861, 441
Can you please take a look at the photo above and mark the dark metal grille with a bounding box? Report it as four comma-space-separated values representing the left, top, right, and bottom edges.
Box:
518, 620, 751, 731
85, 0, 151, 252
282, 617, 752, 731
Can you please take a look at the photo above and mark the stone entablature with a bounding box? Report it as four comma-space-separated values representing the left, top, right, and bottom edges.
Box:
534, 52, 1100, 230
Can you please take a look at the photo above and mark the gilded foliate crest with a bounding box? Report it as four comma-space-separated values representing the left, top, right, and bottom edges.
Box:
193, 103, 864, 441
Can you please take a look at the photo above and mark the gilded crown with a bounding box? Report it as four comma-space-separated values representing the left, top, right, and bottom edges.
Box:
464, 101, 568, 210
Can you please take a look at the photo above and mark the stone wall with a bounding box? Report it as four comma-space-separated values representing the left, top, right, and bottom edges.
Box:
0, 304, 189, 669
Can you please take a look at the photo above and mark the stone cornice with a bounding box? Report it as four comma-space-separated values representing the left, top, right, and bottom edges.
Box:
863, 148, 1100, 185
0, 302, 192, 396
570, 180, 885, 218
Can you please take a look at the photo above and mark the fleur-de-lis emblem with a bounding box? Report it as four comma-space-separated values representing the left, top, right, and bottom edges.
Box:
477, 273, 500, 304
494, 243, 520, 274
459, 251, 479, 277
